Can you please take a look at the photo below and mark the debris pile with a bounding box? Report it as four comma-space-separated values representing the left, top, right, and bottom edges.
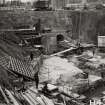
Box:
0, 32, 86, 105
40, 56, 83, 84
0, 30, 104, 105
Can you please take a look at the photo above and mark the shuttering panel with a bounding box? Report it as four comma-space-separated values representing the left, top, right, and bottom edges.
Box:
98, 36, 105, 47
0, 52, 41, 79
10, 57, 35, 79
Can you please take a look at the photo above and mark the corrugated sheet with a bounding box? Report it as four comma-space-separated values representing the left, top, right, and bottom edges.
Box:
10, 56, 35, 78
0, 54, 9, 69
0, 53, 42, 79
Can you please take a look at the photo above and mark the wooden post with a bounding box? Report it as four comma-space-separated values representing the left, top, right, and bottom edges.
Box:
48, 68, 49, 80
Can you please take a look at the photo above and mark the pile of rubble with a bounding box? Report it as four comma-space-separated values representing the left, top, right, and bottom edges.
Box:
0, 32, 84, 105
1, 31, 105, 105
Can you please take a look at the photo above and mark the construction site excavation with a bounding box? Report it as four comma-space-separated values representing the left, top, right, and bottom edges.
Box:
1, 0, 105, 105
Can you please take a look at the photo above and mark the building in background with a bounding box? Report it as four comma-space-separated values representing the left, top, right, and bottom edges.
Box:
67, 0, 82, 4
65, 0, 87, 4
2, 0, 104, 9
63, 0, 87, 10
51, 0, 67, 9
50, 0, 88, 10
0, 0, 3, 4
0, 0, 5, 5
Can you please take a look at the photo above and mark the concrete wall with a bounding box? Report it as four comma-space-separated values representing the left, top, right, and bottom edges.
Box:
0, 10, 105, 44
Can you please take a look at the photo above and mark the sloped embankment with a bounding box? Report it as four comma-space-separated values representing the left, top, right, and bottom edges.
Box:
0, 32, 27, 60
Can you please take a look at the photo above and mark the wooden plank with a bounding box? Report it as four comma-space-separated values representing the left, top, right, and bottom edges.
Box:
50, 47, 77, 57
0, 87, 9, 104
5, 89, 19, 105
0, 29, 35, 32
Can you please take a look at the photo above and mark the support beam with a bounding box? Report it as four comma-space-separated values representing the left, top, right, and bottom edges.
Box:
50, 47, 77, 57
